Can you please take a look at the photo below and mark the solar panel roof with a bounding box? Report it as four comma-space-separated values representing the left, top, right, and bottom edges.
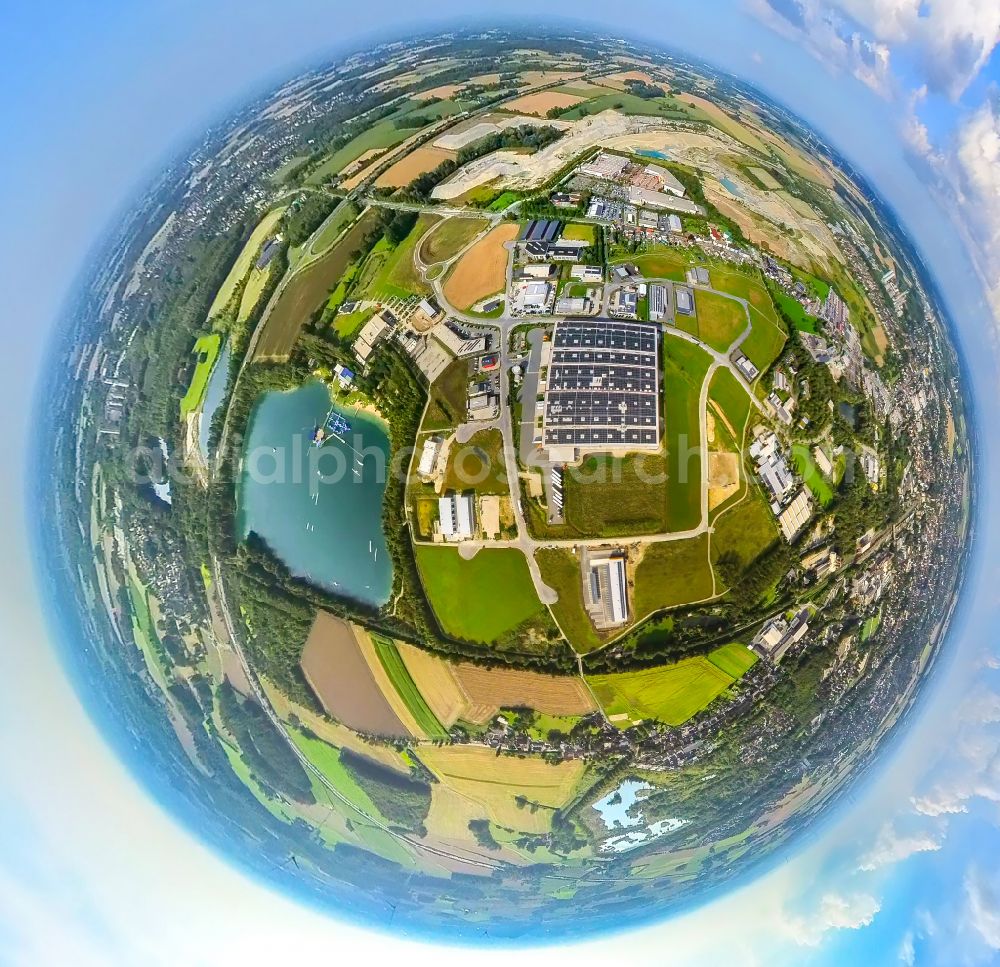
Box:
543, 319, 661, 451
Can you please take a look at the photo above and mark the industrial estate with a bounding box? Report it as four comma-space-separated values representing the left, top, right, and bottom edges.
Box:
45, 28, 972, 937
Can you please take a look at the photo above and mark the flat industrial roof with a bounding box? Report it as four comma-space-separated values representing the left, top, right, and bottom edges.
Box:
542, 319, 661, 451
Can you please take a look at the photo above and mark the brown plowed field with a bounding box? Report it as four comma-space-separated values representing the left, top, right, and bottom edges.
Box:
253, 209, 380, 361
442, 223, 518, 310
374, 144, 457, 188
299, 611, 412, 739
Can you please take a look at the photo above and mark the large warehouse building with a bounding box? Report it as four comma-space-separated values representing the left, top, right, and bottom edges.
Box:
542, 319, 661, 462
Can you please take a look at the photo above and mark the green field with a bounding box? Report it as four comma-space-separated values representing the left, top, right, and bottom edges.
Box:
793, 446, 834, 507
334, 308, 373, 339
306, 122, 415, 185
286, 730, 418, 866
488, 191, 522, 212
708, 368, 753, 438
423, 358, 471, 431
740, 310, 787, 373
621, 250, 691, 281
312, 201, 360, 254
535, 548, 603, 653
663, 336, 712, 531
588, 642, 750, 727
414, 546, 545, 644
305, 100, 469, 185
179, 333, 222, 418
353, 215, 436, 301
441, 428, 509, 495
370, 635, 449, 739
710, 269, 780, 325
208, 207, 287, 318
710, 487, 778, 575
562, 222, 596, 244
694, 290, 747, 351
559, 92, 691, 121
775, 290, 819, 333
422, 217, 488, 263
632, 535, 715, 619
254, 208, 382, 361
562, 453, 669, 537
706, 641, 758, 678
861, 612, 882, 642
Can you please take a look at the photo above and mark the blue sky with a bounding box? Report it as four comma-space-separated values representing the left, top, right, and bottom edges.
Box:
2, 2, 1000, 965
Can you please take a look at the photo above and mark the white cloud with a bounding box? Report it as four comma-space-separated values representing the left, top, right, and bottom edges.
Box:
746, 0, 895, 95
783, 891, 881, 946
965, 868, 1000, 951
751, 0, 1000, 99
837, 0, 1000, 99
858, 821, 943, 871
924, 95, 1000, 329
953, 98, 1000, 288
898, 930, 915, 966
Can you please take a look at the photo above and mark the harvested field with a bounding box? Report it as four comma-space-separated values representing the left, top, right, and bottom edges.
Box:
676, 93, 768, 153
451, 663, 596, 724
397, 642, 467, 727
708, 451, 741, 511
749, 166, 781, 190
519, 70, 583, 87
253, 209, 380, 361
601, 70, 661, 90
502, 91, 585, 117
469, 73, 501, 86
374, 144, 457, 188
751, 123, 835, 187
443, 222, 518, 310
421, 216, 488, 263
418, 745, 586, 833
353, 629, 427, 738
299, 611, 412, 739
415, 84, 462, 100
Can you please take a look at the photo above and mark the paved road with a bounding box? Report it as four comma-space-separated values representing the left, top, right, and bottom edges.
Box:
412, 220, 781, 581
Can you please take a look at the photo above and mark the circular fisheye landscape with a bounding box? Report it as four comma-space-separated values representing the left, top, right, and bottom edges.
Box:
37, 29, 972, 941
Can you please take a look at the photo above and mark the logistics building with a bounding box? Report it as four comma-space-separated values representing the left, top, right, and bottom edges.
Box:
438, 493, 476, 541
586, 552, 630, 627
542, 319, 661, 461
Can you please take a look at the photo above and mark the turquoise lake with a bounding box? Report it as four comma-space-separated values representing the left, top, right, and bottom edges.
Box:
236, 379, 392, 607
199, 341, 231, 460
